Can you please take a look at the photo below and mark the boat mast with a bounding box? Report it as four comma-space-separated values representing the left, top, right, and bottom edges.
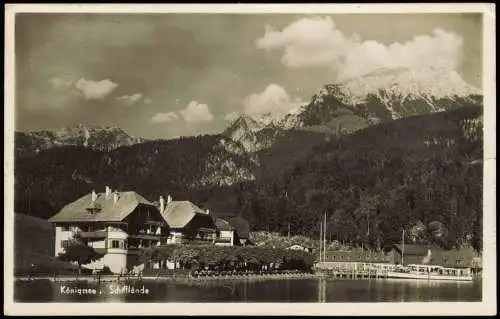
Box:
323, 213, 327, 262
319, 222, 323, 263
401, 228, 405, 265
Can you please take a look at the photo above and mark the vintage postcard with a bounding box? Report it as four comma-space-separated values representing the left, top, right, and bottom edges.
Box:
3, 3, 496, 316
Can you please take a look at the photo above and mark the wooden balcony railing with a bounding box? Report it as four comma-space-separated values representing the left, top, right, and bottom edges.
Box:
130, 233, 163, 240
76, 230, 108, 239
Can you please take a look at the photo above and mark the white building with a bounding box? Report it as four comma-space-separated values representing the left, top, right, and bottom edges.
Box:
214, 218, 236, 246
158, 197, 217, 245
48, 187, 168, 274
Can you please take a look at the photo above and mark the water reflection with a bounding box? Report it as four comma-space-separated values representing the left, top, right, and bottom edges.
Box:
15, 278, 482, 303
317, 277, 326, 303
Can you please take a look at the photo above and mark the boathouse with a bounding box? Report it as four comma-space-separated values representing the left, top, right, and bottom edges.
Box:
323, 248, 391, 263
387, 244, 479, 268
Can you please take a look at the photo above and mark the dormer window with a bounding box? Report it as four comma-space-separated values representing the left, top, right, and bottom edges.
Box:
86, 202, 102, 215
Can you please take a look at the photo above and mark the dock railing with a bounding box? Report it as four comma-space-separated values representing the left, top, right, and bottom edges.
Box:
315, 261, 394, 279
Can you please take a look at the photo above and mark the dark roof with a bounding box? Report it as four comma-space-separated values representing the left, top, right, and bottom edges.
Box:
393, 244, 430, 256
215, 218, 235, 231
49, 191, 155, 223
161, 200, 211, 229
392, 244, 478, 267
228, 216, 250, 239
327, 249, 388, 257
426, 246, 478, 268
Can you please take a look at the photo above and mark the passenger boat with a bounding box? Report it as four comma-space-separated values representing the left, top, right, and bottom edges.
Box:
387, 229, 473, 281
386, 264, 473, 281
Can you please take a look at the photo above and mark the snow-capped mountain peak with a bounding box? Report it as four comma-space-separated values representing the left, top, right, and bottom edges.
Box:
315, 66, 481, 107
220, 65, 482, 153
225, 114, 264, 134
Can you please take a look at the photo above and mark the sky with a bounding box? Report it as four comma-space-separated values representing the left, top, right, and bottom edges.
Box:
15, 13, 483, 139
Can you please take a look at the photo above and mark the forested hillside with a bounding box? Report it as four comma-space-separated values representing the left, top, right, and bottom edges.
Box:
14, 134, 256, 219
14, 106, 483, 252
226, 105, 483, 251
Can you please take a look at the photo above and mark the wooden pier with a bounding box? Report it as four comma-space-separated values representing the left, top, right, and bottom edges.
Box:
315, 262, 393, 280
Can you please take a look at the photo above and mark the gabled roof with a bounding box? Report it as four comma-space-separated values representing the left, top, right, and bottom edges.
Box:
392, 244, 477, 262
161, 200, 211, 229
215, 218, 235, 231
48, 191, 155, 223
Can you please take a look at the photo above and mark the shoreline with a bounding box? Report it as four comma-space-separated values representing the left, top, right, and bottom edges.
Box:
15, 272, 325, 284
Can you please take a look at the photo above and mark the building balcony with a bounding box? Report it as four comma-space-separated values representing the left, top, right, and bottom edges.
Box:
143, 219, 165, 226
130, 230, 163, 240
197, 227, 216, 233
130, 234, 163, 240
76, 230, 108, 239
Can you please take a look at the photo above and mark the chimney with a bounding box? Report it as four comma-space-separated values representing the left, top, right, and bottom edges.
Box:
105, 186, 111, 198
159, 196, 165, 214
113, 191, 119, 204
167, 195, 172, 204
91, 190, 97, 202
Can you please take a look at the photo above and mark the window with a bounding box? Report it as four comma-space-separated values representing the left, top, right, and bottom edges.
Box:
110, 240, 120, 249
61, 240, 70, 249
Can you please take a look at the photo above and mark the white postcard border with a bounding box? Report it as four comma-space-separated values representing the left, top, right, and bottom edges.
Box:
3, 3, 496, 316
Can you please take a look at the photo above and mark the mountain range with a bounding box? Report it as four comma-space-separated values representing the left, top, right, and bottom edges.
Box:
13, 66, 484, 251
223, 66, 482, 153
15, 124, 147, 158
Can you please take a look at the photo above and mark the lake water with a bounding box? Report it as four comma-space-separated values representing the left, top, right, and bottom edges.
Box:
14, 278, 482, 303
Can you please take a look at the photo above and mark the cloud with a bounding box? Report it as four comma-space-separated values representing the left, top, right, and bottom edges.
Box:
74, 78, 118, 100
144, 97, 153, 104
116, 93, 144, 105
49, 77, 74, 89
243, 84, 305, 119
151, 112, 179, 123
256, 16, 464, 81
223, 111, 240, 122
179, 101, 214, 124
